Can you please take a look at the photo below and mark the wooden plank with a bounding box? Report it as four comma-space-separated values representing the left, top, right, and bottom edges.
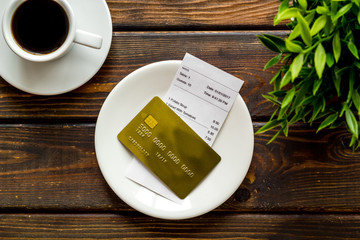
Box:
234, 123, 360, 212
0, 213, 359, 239
0, 124, 124, 211
1, 124, 360, 212
0, 31, 287, 121
107, 0, 280, 29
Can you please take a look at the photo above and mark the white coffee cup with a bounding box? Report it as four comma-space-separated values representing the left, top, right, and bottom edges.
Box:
2, 0, 103, 62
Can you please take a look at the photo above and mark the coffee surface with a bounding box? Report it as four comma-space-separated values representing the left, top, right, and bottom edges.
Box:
11, 0, 69, 54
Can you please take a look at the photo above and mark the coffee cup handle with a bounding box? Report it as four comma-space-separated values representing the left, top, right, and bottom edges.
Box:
74, 29, 103, 49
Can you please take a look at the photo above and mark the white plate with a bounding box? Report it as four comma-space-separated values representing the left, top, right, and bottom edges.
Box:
0, 0, 112, 95
95, 60, 254, 220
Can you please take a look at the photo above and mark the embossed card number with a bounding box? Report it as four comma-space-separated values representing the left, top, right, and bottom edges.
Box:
117, 97, 221, 199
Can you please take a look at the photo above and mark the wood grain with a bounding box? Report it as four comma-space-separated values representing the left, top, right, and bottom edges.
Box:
1, 124, 359, 212
0, 213, 359, 239
0, 31, 287, 121
106, 0, 280, 30
1, 1, 358, 238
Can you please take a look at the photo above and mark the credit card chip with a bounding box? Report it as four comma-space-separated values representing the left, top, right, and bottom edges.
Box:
144, 115, 158, 129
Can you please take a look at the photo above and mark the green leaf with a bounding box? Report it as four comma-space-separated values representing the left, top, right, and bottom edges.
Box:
317, 113, 338, 133
264, 53, 282, 69
278, 103, 291, 119
347, 69, 355, 103
333, 75, 341, 96
298, 0, 308, 10
313, 78, 322, 95
274, 73, 282, 91
297, 13, 312, 46
333, 31, 341, 62
345, 107, 358, 137
335, 66, 350, 75
340, 103, 347, 117
289, 111, 302, 125
331, 1, 339, 15
283, 124, 289, 137
270, 90, 287, 98
270, 108, 279, 121
347, 29, 355, 40
316, 6, 329, 15
301, 96, 315, 106
321, 95, 326, 112
302, 109, 312, 122
268, 128, 284, 144
350, 134, 357, 148
285, 38, 303, 53
326, 52, 334, 67
347, 40, 359, 59
357, 140, 360, 150
274, 8, 301, 25
263, 34, 286, 51
332, 3, 353, 23
310, 97, 323, 122
305, 11, 315, 24
291, 53, 304, 80
263, 95, 281, 106
288, 24, 302, 40
354, 61, 360, 69
281, 54, 291, 63
353, 0, 360, 8
256, 119, 283, 134
352, 90, 360, 113
281, 120, 289, 137
280, 70, 292, 89
258, 35, 281, 53
315, 43, 326, 78
293, 80, 311, 108
281, 87, 296, 109
270, 70, 281, 84
330, 118, 343, 129
310, 15, 327, 36
278, 0, 290, 14
323, 16, 334, 36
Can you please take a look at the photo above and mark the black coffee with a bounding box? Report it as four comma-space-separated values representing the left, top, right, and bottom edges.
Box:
11, 0, 69, 54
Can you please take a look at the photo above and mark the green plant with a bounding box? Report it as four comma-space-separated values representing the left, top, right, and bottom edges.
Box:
257, 0, 360, 149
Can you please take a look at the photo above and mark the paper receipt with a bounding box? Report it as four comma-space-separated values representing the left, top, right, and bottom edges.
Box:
165, 53, 244, 146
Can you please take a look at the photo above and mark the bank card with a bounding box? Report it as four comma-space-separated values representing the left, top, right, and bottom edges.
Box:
118, 96, 221, 199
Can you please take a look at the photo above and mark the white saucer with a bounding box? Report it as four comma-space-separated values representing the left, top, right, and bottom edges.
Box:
0, 0, 112, 95
95, 61, 254, 220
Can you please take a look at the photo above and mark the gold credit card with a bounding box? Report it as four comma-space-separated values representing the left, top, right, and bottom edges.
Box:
117, 96, 221, 199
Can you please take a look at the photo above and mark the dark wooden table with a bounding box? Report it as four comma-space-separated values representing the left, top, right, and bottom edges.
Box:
1, 0, 360, 239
